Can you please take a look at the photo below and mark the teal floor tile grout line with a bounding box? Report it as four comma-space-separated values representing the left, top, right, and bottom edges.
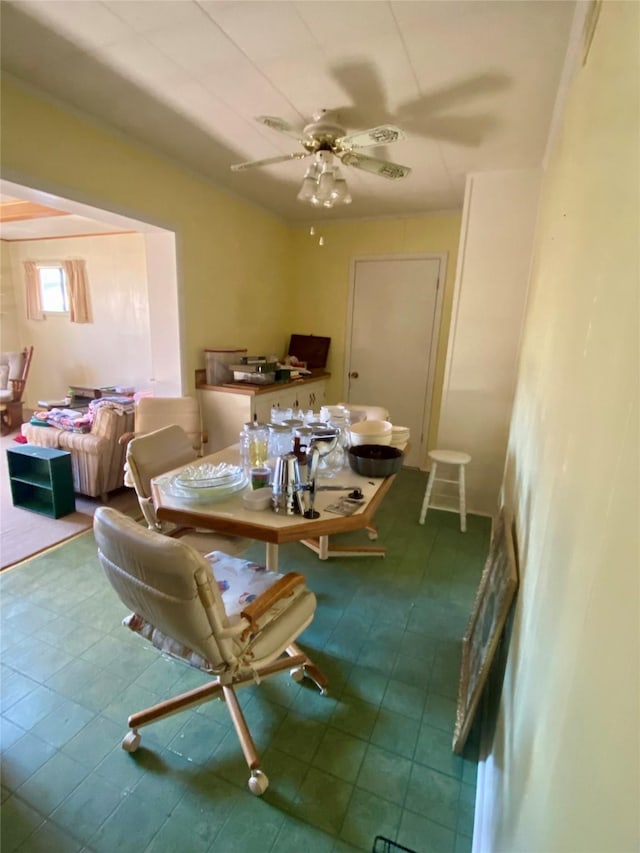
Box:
0, 469, 490, 853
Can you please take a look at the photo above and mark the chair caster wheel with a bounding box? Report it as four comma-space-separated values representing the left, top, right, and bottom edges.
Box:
122, 730, 141, 752
248, 770, 269, 796
290, 666, 305, 683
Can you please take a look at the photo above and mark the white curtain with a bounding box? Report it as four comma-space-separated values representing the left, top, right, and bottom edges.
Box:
62, 259, 93, 324
23, 260, 44, 320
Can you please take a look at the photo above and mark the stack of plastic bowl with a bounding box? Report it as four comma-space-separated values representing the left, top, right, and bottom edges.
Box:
339, 403, 389, 423
241, 487, 273, 511
169, 462, 247, 503
349, 419, 393, 446
320, 404, 350, 425
336, 405, 367, 425
390, 425, 410, 450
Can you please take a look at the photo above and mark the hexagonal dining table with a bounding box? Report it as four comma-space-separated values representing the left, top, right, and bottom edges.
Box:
150, 444, 398, 571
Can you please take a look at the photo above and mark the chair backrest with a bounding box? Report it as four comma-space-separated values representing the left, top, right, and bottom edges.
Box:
126, 424, 198, 529
94, 506, 231, 668
134, 396, 204, 452
0, 346, 33, 401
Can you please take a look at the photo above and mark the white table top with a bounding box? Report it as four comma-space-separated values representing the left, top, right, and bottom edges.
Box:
151, 444, 397, 545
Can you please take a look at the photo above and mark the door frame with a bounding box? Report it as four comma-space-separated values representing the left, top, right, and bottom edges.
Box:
344, 253, 447, 470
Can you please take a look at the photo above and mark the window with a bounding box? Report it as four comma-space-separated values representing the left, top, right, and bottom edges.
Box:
38, 265, 68, 313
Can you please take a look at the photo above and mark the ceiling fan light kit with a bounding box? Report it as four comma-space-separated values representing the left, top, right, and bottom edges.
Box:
231, 110, 410, 209
297, 151, 352, 208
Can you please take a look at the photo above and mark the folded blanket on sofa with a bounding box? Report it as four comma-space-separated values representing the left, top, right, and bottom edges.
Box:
30, 414, 51, 426
33, 397, 134, 433
44, 408, 92, 432
89, 397, 135, 416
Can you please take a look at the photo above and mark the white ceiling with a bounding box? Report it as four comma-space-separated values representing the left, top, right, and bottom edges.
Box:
1, 0, 577, 231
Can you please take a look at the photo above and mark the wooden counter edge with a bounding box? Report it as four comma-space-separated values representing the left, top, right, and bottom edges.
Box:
195, 368, 330, 396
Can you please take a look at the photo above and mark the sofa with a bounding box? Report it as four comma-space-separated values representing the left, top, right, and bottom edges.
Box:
21, 403, 134, 501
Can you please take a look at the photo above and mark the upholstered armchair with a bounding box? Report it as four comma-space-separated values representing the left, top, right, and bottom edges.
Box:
21, 403, 134, 501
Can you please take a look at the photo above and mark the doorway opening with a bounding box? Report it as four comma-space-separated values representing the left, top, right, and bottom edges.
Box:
0, 177, 182, 397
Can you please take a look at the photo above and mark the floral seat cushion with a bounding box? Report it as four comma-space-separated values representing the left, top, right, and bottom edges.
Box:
124, 552, 285, 671
208, 551, 280, 625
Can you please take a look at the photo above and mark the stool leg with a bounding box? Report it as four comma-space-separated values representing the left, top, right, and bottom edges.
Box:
459, 464, 467, 532
419, 462, 438, 525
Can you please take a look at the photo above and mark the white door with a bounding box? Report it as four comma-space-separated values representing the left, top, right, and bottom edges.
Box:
346, 256, 443, 468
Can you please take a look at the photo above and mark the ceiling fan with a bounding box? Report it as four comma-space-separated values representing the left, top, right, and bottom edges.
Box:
230, 110, 411, 207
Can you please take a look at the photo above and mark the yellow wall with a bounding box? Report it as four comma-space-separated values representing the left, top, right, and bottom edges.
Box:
0, 242, 20, 351
5, 233, 153, 406
1, 77, 462, 451
0, 77, 294, 387
289, 215, 462, 458
480, 2, 640, 849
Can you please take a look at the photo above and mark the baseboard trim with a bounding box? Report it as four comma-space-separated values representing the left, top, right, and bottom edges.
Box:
472, 690, 499, 852
472, 749, 491, 852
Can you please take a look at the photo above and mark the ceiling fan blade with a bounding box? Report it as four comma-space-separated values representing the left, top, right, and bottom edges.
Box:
230, 151, 311, 173
397, 72, 511, 120
340, 152, 411, 180
337, 125, 406, 149
255, 115, 308, 144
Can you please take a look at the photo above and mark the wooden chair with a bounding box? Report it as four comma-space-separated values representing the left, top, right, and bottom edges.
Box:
0, 345, 33, 435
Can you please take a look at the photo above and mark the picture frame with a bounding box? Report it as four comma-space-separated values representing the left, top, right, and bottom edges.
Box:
452, 507, 519, 754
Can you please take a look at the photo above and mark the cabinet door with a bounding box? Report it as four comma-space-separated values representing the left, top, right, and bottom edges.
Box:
301, 380, 326, 412
286, 380, 326, 414
202, 381, 328, 443
252, 389, 288, 423
253, 387, 307, 422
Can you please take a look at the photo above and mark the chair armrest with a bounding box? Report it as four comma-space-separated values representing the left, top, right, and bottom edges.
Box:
240, 572, 305, 638
119, 431, 135, 446
9, 379, 25, 401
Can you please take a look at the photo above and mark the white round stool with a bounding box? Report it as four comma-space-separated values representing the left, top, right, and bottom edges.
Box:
419, 449, 472, 532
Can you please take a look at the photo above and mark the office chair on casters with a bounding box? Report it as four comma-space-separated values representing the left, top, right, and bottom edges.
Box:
120, 395, 207, 453
93, 506, 328, 796
125, 423, 248, 556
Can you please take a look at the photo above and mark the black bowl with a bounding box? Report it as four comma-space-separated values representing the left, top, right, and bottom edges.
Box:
348, 444, 404, 478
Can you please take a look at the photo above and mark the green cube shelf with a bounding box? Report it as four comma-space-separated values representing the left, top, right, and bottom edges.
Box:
7, 444, 76, 518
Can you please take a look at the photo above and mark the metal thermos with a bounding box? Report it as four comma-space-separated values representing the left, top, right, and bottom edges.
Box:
271, 453, 304, 515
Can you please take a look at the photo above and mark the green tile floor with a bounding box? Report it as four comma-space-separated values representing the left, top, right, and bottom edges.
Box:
0, 469, 490, 853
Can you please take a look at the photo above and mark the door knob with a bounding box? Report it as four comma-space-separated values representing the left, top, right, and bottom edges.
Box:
349, 371, 359, 379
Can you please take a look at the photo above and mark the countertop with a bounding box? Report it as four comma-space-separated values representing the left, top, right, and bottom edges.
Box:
195, 369, 330, 396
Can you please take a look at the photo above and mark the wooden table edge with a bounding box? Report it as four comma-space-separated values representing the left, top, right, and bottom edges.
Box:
152, 472, 397, 545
